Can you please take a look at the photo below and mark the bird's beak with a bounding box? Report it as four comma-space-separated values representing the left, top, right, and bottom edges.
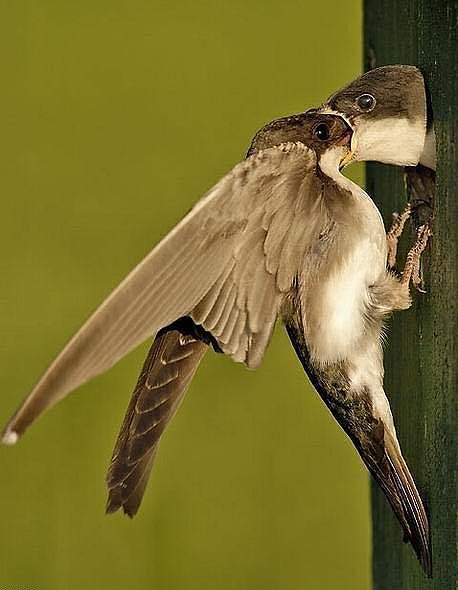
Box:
339, 149, 354, 168
336, 126, 354, 169
317, 106, 355, 168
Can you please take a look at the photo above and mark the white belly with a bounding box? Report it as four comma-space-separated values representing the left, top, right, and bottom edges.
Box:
305, 238, 385, 364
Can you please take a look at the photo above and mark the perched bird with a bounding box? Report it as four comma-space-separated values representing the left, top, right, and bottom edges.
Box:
319, 64, 436, 171
2, 110, 432, 574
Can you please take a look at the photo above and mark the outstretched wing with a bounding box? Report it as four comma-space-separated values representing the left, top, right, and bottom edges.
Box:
3, 142, 325, 444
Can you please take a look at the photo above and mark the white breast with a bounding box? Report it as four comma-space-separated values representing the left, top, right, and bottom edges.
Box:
303, 155, 387, 365
306, 237, 384, 364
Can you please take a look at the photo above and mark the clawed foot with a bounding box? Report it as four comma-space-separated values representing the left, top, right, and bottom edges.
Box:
386, 202, 412, 269
401, 224, 432, 293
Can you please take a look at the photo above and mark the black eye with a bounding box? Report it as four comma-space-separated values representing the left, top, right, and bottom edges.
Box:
313, 123, 330, 141
356, 93, 376, 111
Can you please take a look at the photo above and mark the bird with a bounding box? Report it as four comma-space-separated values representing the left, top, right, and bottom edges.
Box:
319, 63, 435, 279
319, 64, 436, 171
2, 95, 432, 573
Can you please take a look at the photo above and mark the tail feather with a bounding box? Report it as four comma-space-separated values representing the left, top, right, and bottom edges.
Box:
341, 416, 431, 577
106, 319, 208, 516
342, 417, 432, 576
381, 429, 432, 576
285, 320, 432, 577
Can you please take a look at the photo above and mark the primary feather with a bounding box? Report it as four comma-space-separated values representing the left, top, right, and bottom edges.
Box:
2, 143, 320, 441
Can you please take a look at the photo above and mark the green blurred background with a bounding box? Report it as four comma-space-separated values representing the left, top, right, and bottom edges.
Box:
0, 1, 369, 588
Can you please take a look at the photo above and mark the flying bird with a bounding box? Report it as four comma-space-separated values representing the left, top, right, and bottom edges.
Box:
2, 70, 433, 575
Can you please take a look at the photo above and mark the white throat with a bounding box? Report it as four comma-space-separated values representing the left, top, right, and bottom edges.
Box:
352, 116, 427, 167
318, 147, 347, 181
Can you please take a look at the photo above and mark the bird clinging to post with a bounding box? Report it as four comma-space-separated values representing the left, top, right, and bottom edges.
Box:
2, 67, 433, 577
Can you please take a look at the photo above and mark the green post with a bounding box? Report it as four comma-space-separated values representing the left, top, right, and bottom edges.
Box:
364, 1, 457, 588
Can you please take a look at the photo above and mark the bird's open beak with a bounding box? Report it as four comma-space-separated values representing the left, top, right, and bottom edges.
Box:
318, 106, 355, 169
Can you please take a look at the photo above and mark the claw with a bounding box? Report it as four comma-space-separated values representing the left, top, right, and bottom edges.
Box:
386, 202, 412, 269
401, 223, 432, 291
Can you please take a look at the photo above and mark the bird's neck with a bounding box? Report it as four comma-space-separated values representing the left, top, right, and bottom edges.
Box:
318, 147, 387, 248
318, 148, 362, 200
318, 148, 346, 182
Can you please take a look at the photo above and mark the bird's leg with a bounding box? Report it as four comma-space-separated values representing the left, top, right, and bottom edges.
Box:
386, 202, 412, 269
400, 224, 432, 293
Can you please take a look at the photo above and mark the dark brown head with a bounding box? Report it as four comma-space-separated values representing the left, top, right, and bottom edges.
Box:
247, 112, 352, 160
320, 65, 429, 166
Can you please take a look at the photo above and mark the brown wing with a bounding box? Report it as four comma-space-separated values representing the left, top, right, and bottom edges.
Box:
106, 319, 208, 516
3, 142, 324, 444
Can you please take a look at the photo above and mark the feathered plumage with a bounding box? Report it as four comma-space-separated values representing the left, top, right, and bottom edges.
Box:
2, 107, 431, 575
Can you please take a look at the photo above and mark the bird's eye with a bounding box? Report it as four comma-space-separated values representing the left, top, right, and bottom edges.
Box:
356, 93, 376, 111
313, 122, 330, 141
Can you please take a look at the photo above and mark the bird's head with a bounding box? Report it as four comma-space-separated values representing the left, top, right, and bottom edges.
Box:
248, 112, 352, 167
318, 65, 435, 169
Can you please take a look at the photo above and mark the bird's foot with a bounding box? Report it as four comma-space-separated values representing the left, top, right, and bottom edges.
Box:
386, 202, 412, 269
400, 223, 432, 293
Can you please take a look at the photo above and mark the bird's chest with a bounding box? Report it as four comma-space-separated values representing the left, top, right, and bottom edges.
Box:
303, 231, 386, 364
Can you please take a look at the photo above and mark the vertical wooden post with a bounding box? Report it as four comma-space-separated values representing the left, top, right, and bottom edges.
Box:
364, 1, 457, 588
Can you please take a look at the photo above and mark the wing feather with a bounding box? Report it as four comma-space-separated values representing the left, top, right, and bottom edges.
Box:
106, 324, 209, 516
3, 142, 321, 442
191, 262, 234, 325
224, 310, 246, 350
